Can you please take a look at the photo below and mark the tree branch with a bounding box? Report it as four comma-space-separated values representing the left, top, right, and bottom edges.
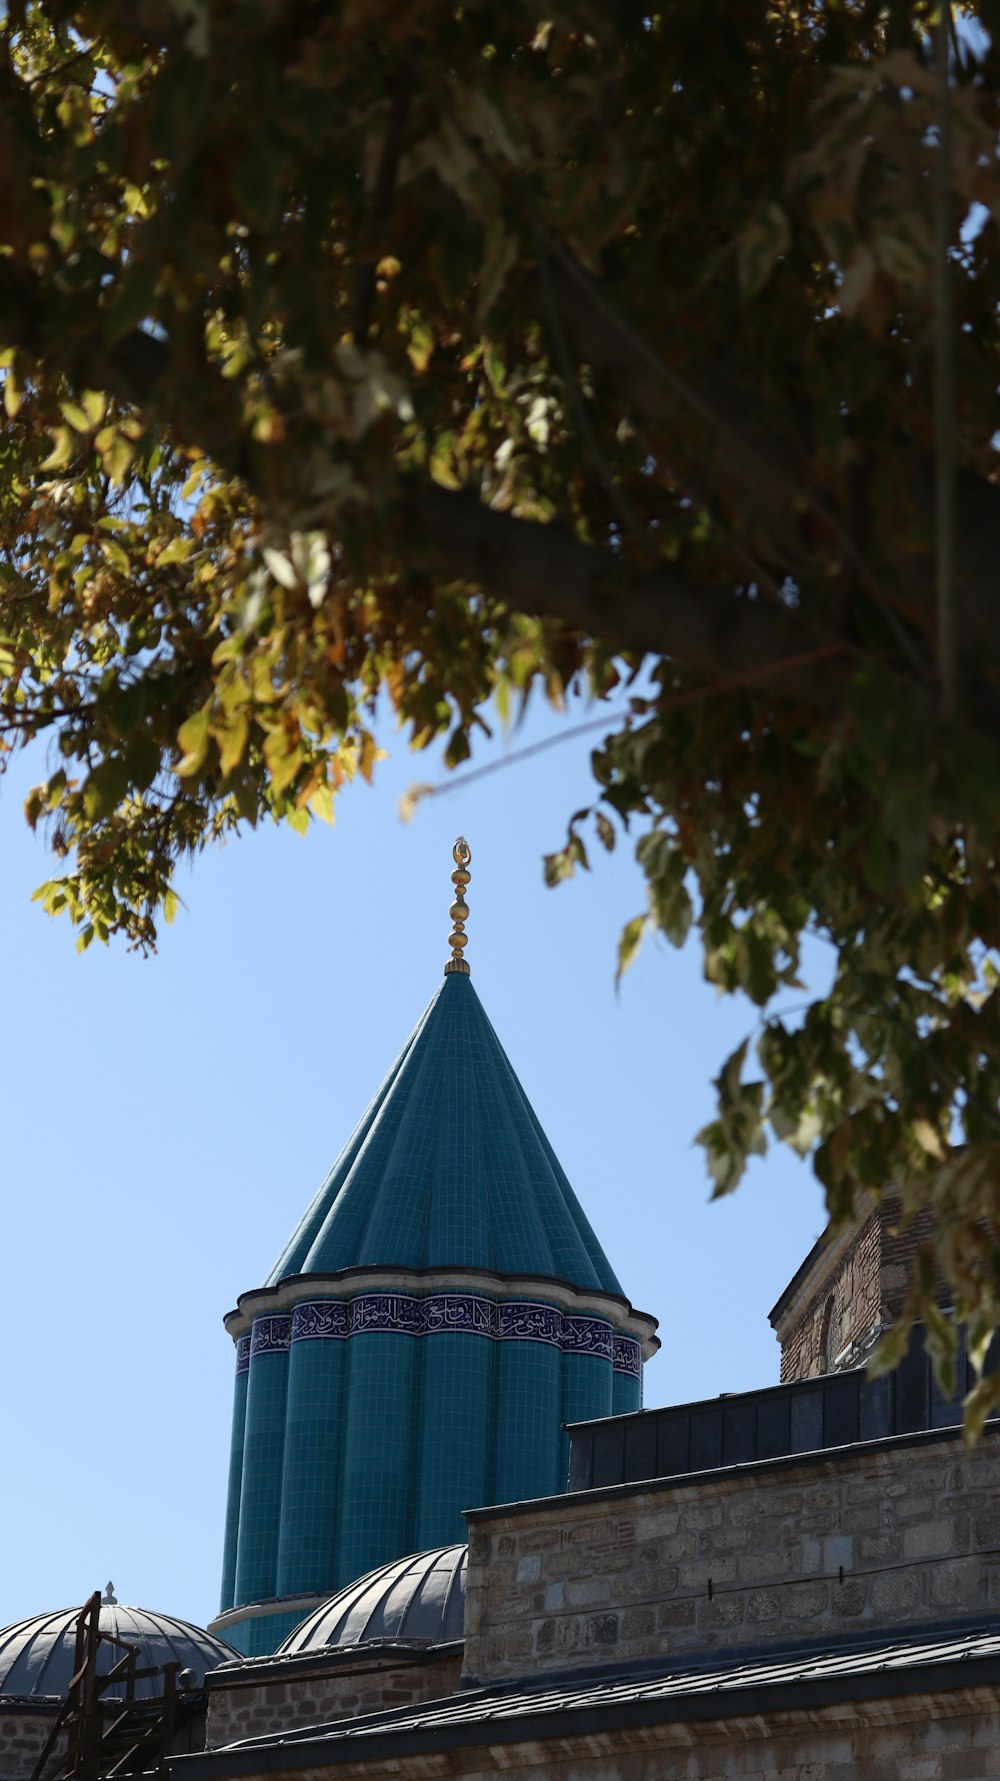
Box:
407, 481, 851, 712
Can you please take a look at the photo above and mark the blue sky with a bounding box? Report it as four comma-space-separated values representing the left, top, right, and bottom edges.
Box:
2, 689, 826, 1634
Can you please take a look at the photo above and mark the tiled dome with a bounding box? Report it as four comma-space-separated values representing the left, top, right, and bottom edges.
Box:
0, 1603, 238, 1700
265, 971, 623, 1292
276, 1546, 466, 1654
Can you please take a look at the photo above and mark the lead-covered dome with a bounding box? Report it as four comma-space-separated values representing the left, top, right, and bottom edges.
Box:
276, 1546, 466, 1654
0, 1603, 238, 1700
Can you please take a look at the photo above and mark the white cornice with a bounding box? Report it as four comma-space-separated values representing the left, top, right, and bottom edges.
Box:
223, 1268, 660, 1358
206, 1595, 327, 1639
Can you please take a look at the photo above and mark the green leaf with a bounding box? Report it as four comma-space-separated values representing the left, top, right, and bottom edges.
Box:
217, 711, 249, 777
963, 1371, 1000, 1446
616, 914, 646, 984
866, 1317, 914, 1381
176, 708, 211, 777
100, 537, 131, 576
82, 756, 131, 819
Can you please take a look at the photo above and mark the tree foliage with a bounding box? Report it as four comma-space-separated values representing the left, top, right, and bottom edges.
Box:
3, 0, 1000, 1416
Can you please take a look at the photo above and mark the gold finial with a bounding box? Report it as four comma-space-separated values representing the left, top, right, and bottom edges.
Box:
444, 837, 472, 976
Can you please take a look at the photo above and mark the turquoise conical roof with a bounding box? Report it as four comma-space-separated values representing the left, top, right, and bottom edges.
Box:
265, 971, 623, 1294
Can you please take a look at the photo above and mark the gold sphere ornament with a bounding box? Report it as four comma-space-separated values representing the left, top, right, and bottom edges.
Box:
444, 837, 473, 975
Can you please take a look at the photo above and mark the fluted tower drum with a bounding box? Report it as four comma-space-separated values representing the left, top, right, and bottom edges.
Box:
211, 852, 658, 1657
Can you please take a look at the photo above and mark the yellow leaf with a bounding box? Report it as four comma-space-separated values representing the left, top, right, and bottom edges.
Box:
60, 400, 94, 434
217, 711, 249, 777
309, 781, 335, 826
156, 536, 194, 567
912, 1117, 946, 1161
176, 708, 210, 777
100, 538, 130, 576
398, 781, 433, 823
359, 729, 377, 784
39, 428, 75, 471
263, 728, 302, 794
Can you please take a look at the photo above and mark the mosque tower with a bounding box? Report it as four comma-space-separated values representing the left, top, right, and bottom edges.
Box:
210, 841, 659, 1657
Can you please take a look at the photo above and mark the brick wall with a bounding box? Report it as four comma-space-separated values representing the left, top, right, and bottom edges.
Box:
205, 1650, 462, 1748
878, 1199, 938, 1317
778, 1209, 882, 1381
463, 1428, 1000, 1684
777, 1198, 940, 1383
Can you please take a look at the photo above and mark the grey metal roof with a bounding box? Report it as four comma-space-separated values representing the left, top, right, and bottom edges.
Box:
0, 1604, 239, 1701
565, 1322, 999, 1494
275, 1546, 466, 1655
172, 1620, 1000, 1778
256, 1621, 1000, 1742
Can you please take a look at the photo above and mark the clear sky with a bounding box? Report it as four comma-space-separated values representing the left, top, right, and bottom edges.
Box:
2, 688, 826, 1635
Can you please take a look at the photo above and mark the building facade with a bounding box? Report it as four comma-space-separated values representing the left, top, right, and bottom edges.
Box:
5, 840, 999, 1781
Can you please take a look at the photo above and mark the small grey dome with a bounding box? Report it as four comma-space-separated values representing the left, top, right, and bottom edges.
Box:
277, 1545, 466, 1654
0, 1604, 239, 1701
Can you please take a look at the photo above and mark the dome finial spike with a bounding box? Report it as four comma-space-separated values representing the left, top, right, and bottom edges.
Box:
103, 1581, 117, 1605
444, 837, 472, 976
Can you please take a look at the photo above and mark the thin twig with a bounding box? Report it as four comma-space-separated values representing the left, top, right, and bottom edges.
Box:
411, 642, 845, 801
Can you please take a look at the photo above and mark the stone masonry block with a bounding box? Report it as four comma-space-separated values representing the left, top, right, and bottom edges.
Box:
698, 1594, 745, 1630
546, 1550, 583, 1578
583, 1613, 619, 1647
565, 1577, 612, 1608
518, 1528, 560, 1551
895, 1494, 937, 1522
702, 1525, 750, 1554
623, 1565, 679, 1599
841, 1506, 880, 1532
678, 1557, 737, 1590
657, 1600, 696, 1629
903, 1520, 956, 1560
929, 1558, 981, 1608
658, 1532, 698, 1561
738, 1550, 793, 1583
635, 1510, 680, 1540
859, 1533, 902, 1563
756, 1490, 804, 1517
781, 1581, 829, 1619
746, 1589, 781, 1623
832, 1578, 868, 1615
679, 1504, 723, 1530
871, 1570, 922, 1614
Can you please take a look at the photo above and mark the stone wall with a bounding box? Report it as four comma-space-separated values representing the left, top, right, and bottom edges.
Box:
205, 1650, 463, 1749
463, 1428, 1000, 1684
0, 1701, 207, 1779
0, 1707, 63, 1781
